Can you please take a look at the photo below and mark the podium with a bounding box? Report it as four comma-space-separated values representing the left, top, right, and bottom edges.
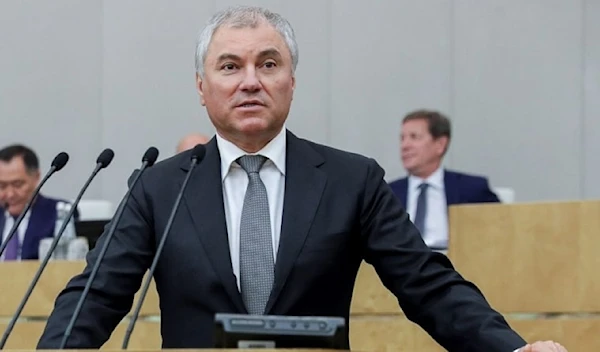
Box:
0, 261, 161, 350
349, 200, 600, 351
8, 350, 348, 352
446, 200, 600, 351
1, 200, 599, 351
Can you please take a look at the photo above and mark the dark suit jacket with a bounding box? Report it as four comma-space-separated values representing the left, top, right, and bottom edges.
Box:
388, 169, 500, 209
0, 194, 76, 260
37, 131, 525, 352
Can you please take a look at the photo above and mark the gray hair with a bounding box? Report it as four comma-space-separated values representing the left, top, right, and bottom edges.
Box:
194, 6, 299, 78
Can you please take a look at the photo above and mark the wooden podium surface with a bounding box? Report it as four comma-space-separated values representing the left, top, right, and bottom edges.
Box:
448, 200, 600, 313
0, 261, 159, 317
5, 350, 348, 352
1, 200, 599, 351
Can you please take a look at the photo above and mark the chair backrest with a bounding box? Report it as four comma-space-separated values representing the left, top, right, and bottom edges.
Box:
77, 199, 114, 220
492, 187, 515, 203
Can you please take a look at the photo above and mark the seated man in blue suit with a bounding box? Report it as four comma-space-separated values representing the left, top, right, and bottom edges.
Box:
388, 110, 499, 250
0, 144, 77, 261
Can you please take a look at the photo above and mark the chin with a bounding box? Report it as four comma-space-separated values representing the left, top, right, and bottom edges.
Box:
403, 164, 418, 173
8, 207, 23, 216
236, 118, 272, 133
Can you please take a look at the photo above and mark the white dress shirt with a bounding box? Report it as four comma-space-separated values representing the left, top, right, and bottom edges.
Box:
407, 167, 448, 249
1, 210, 31, 261
216, 127, 286, 290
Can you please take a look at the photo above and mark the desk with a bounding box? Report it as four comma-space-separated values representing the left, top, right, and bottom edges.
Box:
1, 200, 599, 351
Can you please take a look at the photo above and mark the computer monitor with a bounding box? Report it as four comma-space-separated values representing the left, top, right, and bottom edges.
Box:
75, 219, 109, 249
213, 313, 347, 349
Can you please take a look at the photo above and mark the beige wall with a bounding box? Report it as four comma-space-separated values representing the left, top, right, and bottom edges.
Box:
1, 0, 598, 206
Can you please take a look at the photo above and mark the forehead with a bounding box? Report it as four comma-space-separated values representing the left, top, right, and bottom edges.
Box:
0, 158, 29, 179
206, 22, 290, 61
402, 119, 429, 133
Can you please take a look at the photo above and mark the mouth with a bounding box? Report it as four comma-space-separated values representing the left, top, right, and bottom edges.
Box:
236, 100, 264, 108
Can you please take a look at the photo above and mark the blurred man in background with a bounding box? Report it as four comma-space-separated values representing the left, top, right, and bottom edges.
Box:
0, 144, 77, 261
176, 133, 210, 153
388, 110, 499, 249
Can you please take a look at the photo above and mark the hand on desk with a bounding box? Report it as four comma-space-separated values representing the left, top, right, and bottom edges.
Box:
520, 341, 567, 352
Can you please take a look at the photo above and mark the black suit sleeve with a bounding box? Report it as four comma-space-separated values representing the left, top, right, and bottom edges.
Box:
37, 172, 155, 349
359, 159, 525, 352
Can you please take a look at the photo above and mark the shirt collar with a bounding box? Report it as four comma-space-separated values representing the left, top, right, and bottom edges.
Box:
408, 166, 445, 191
216, 126, 287, 181
4, 209, 31, 221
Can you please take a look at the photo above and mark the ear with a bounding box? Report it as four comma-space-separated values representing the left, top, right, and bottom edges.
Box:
435, 136, 449, 155
290, 74, 296, 101
196, 73, 205, 106
33, 169, 41, 183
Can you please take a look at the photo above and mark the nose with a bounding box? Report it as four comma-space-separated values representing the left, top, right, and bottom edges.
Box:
239, 67, 261, 92
401, 139, 412, 152
1, 191, 12, 206
5, 187, 15, 199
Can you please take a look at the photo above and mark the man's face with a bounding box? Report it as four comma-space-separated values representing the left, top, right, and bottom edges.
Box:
197, 21, 295, 148
0, 157, 40, 216
400, 119, 448, 177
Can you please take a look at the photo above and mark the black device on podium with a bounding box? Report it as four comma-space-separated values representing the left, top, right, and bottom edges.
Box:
74, 219, 109, 249
213, 313, 347, 349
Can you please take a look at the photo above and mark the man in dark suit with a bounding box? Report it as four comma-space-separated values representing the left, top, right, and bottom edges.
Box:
36, 6, 565, 352
0, 144, 77, 261
388, 110, 500, 250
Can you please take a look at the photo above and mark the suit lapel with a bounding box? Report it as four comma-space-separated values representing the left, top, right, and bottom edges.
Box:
265, 132, 326, 313
399, 178, 408, 208
181, 139, 246, 313
22, 196, 53, 259
0, 214, 5, 244
444, 170, 460, 206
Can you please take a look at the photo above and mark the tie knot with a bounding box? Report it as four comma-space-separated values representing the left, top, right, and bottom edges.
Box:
418, 182, 429, 191
237, 155, 267, 174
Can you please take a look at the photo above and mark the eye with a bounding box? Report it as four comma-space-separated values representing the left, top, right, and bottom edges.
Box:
221, 63, 237, 71
263, 61, 277, 69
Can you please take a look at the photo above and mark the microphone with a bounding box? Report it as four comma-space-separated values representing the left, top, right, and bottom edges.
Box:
59, 147, 161, 349
121, 144, 206, 349
0, 152, 69, 258
0, 149, 113, 349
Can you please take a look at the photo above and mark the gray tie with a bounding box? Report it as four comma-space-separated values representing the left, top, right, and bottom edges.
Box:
413, 183, 429, 235
237, 155, 274, 315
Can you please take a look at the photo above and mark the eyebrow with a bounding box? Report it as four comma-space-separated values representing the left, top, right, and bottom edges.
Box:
216, 53, 242, 63
256, 48, 282, 61
215, 48, 283, 64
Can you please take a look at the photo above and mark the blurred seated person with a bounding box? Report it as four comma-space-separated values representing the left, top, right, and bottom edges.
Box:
176, 133, 210, 153
388, 110, 499, 250
0, 144, 77, 261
